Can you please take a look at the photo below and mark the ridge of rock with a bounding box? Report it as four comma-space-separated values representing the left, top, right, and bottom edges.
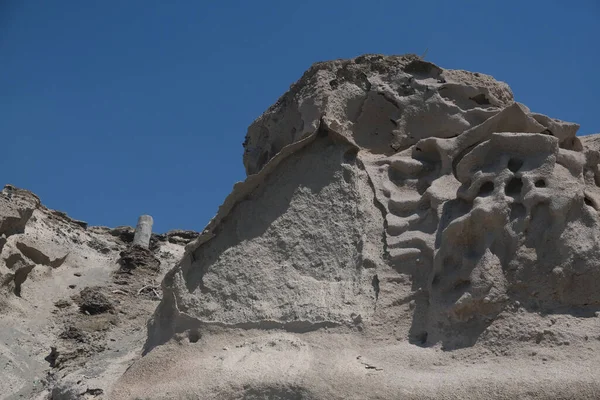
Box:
0, 184, 198, 399
113, 54, 599, 399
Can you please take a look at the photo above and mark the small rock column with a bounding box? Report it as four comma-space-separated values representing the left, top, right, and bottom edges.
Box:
132, 215, 153, 248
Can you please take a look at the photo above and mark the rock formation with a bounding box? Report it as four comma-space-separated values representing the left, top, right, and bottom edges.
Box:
0, 185, 198, 399
2, 54, 600, 399
113, 55, 600, 399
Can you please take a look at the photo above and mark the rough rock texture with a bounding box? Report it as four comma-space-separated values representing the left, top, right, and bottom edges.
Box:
113, 55, 600, 399
0, 185, 197, 399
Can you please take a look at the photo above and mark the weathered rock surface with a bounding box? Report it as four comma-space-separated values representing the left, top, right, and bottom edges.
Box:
2, 54, 599, 399
0, 185, 196, 399
113, 55, 600, 399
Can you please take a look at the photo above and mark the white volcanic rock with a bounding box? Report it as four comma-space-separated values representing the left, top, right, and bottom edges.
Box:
0, 186, 196, 400
3, 54, 599, 399
111, 54, 600, 399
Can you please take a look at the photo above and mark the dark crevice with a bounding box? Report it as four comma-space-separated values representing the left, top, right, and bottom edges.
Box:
505, 177, 523, 196
452, 141, 482, 179
342, 148, 358, 164
188, 318, 342, 334
316, 118, 330, 138
584, 196, 597, 210
478, 181, 495, 197
85, 389, 104, 396
44, 347, 59, 368
470, 93, 491, 106
13, 266, 34, 297
372, 274, 380, 303
403, 59, 442, 77
188, 329, 201, 343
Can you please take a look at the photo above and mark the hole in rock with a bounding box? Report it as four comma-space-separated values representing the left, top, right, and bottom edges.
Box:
469, 93, 491, 105
535, 179, 546, 188
478, 181, 495, 197
505, 178, 523, 197
13, 269, 30, 297
404, 59, 441, 76
584, 196, 597, 210
372, 275, 380, 301
189, 329, 201, 343
507, 158, 523, 173
431, 274, 440, 286
45, 347, 59, 368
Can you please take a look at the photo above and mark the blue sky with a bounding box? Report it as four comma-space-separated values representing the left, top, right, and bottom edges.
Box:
1, 1, 599, 233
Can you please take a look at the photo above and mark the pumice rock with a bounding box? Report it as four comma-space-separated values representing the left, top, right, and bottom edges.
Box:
112, 54, 600, 399
2, 54, 600, 399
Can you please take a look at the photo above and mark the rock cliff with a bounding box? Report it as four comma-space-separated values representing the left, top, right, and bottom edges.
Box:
0, 185, 198, 399
3, 54, 600, 399
114, 55, 600, 399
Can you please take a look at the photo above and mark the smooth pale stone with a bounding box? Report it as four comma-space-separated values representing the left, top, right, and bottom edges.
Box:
133, 215, 153, 248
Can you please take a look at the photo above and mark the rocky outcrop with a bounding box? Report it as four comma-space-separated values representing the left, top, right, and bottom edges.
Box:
243, 55, 516, 175
0, 185, 194, 399
0, 185, 40, 237
113, 55, 600, 399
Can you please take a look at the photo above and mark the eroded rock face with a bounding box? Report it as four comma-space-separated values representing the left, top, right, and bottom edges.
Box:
146, 135, 383, 350
0, 185, 192, 399
243, 55, 515, 175
114, 55, 600, 399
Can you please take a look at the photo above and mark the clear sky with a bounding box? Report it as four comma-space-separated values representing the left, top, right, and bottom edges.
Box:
1, 1, 599, 233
